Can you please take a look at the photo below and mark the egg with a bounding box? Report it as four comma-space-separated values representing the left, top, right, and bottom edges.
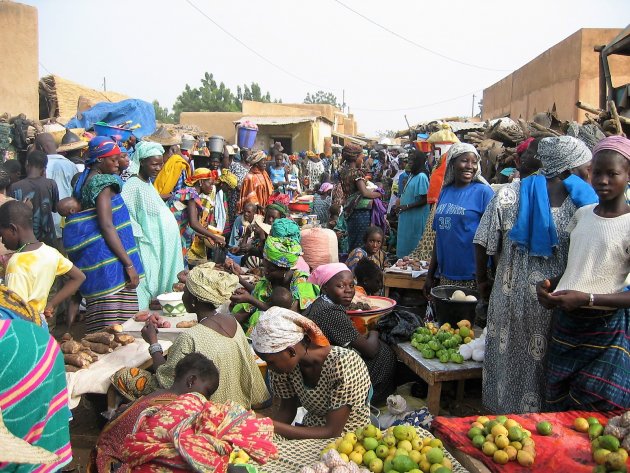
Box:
465, 294, 478, 302
451, 290, 467, 301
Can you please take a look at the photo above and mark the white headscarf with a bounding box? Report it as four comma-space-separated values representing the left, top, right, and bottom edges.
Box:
442, 142, 489, 187
250, 307, 329, 354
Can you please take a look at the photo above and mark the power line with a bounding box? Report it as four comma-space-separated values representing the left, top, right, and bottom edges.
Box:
39, 61, 52, 75
184, 0, 331, 90
352, 89, 483, 112
332, 0, 511, 73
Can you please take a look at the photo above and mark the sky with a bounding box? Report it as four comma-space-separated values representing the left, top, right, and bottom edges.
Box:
24, 0, 628, 136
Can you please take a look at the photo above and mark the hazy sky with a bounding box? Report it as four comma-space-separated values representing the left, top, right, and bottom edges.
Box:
24, 0, 628, 135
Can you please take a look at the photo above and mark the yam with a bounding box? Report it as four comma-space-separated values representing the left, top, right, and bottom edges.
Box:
176, 320, 197, 328
80, 340, 113, 354
134, 311, 150, 322
80, 349, 99, 362
60, 340, 82, 354
109, 341, 121, 350
65, 365, 82, 372
107, 324, 124, 333
64, 354, 90, 368
114, 334, 135, 345
83, 332, 115, 344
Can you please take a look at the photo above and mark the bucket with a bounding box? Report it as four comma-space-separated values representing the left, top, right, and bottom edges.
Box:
237, 126, 257, 149
413, 140, 432, 153
207, 135, 224, 154
430, 285, 478, 326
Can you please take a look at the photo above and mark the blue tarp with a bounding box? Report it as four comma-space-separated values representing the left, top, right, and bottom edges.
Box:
66, 99, 156, 138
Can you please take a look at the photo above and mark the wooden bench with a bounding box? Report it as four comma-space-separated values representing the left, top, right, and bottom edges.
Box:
383, 272, 426, 297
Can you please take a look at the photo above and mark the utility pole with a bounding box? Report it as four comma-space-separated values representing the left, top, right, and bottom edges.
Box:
103, 77, 107, 92
342, 89, 346, 114
471, 94, 476, 118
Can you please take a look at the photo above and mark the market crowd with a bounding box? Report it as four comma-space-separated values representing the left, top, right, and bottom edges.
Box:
0, 122, 628, 472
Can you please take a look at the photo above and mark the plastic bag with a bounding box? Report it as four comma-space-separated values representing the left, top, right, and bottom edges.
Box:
378, 395, 409, 428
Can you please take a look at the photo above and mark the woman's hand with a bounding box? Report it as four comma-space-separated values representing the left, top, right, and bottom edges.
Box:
125, 265, 140, 289
423, 274, 435, 300
141, 320, 159, 344
211, 234, 226, 247
230, 288, 254, 305
536, 279, 557, 310
548, 290, 590, 312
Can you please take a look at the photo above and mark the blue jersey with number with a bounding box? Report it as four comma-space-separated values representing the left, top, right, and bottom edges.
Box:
432, 182, 494, 280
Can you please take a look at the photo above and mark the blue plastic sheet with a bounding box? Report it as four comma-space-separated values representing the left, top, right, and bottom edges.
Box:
66, 99, 156, 138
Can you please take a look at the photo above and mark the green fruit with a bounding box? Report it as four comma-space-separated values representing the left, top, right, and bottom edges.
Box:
496, 415, 508, 425
421, 348, 435, 359
599, 434, 620, 452
536, 421, 553, 436
605, 452, 626, 470
589, 423, 604, 440
468, 427, 483, 440
587, 417, 601, 426
508, 426, 523, 441
439, 353, 450, 363
592, 466, 607, 473
434, 468, 452, 473
484, 420, 499, 435
392, 455, 418, 472
363, 450, 377, 466
426, 447, 444, 464
472, 435, 485, 449
364, 437, 379, 451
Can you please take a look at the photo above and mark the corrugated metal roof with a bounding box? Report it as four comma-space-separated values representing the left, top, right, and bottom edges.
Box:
234, 116, 319, 126
446, 121, 486, 132
332, 131, 367, 145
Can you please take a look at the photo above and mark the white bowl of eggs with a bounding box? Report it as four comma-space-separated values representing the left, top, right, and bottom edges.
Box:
430, 285, 479, 326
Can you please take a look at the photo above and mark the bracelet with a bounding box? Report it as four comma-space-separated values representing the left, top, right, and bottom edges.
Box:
588, 293, 595, 307
125, 264, 134, 269
148, 343, 163, 355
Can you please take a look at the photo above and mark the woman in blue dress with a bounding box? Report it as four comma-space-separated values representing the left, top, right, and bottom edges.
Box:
396, 151, 430, 257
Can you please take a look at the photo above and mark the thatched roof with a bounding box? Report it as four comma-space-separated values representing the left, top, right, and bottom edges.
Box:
39, 75, 130, 123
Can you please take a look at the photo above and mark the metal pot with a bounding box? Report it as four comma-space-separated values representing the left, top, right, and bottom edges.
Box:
207, 135, 224, 154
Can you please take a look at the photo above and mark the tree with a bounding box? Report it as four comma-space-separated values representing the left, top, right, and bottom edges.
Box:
476, 98, 483, 118
375, 129, 397, 138
304, 90, 339, 107
170, 73, 280, 121
152, 100, 175, 124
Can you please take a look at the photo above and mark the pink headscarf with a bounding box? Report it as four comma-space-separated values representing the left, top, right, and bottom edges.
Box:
307, 263, 351, 288
592, 135, 630, 161
319, 182, 334, 193
516, 137, 535, 156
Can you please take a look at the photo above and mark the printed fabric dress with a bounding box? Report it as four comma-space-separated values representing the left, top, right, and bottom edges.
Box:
168, 187, 215, 263
339, 165, 373, 253
473, 182, 576, 414
121, 176, 184, 309
270, 346, 372, 433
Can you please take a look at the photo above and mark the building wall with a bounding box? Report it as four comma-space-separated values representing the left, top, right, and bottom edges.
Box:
179, 112, 244, 142
482, 28, 628, 122
0, 1, 38, 118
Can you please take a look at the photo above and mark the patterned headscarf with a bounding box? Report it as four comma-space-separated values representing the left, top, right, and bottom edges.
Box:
592, 135, 630, 161
306, 151, 316, 158
442, 142, 489, 187
307, 263, 351, 288
263, 236, 301, 269
342, 143, 363, 159
218, 169, 238, 189
250, 307, 329, 354
270, 218, 300, 242
516, 137, 535, 156
87, 136, 121, 166
247, 150, 267, 165
0, 285, 43, 327
134, 141, 165, 161
538, 136, 592, 178
186, 168, 218, 186
185, 262, 239, 307
266, 203, 288, 218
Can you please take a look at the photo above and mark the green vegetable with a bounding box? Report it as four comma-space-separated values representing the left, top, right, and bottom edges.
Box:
421, 348, 435, 359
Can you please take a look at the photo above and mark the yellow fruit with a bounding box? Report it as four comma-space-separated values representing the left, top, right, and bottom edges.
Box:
326, 442, 336, 450
369, 457, 384, 473
521, 437, 535, 448
354, 445, 367, 455
321, 448, 331, 457
517, 450, 535, 467
364, 424, 378, 438
423, 438, 432, 446
522, 429, 532, 438
395, 448, 409, 457
429, 438, 443, 449
485, 434, 495, 443
476, 416, 491, 425
338, 440, 354, 455
339, 453, 349, 462
344, 433, 358, 445
335, 438, 343, 447
470, 421, 484, 430
233, 457, 248, 464
482, 442, 498, 457
605, 452, 626, 471
504, 419, 519, 430
419, 459, 431, 473
495, 435, 509, 449
383, 435, 397, 447
398, 440, 413, 452
510, 441, 523, 450
389, 446, 397, 457
429, 464, 442, 473
504, 446, 518, 461
442, 458, 452, 469
237, 450, 249, 461
421, 446, 433, 455
574, 417, 590, 433
349, 451, 363, 465
375, 428, 383, 440
522, 445, 536, 459
617, 448, 628, 462
409, 450, 423, 464
491, 424, 508, 437
593, 448, 611, 465
375, 445, 389, 459
493, 450, 509, 465
464, 336, 472, 344
411, 438, 423, 450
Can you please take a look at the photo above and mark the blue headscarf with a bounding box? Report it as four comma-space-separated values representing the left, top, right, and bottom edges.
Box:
73, 136, 121, 198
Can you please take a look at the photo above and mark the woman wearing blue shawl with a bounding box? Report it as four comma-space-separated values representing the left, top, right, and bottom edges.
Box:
474, 136, 598, 414
64, 137, 144, 333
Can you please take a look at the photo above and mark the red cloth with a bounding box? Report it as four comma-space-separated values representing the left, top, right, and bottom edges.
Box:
433, 410, 628, 473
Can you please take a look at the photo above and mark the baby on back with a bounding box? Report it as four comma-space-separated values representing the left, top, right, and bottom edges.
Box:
57, 197, 82, 217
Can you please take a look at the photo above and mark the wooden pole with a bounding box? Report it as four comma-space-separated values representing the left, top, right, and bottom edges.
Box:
608, 100, 623, 135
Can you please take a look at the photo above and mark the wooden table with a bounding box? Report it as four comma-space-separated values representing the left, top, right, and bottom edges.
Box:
393, 341, 483, 415
383, 271, 426, 297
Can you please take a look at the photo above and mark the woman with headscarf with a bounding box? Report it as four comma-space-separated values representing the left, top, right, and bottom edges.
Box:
305, 263, 397, 404
474, 136, 598, 413
304, 151, 325, 191
238, 150, 274, 213
67, 137, 143, 332
230, 218, 319, 332
216, 168, 238, 240
111, 262, 269, 408
168, 168, 226, 264
227, 149, 251, 227
423, 143, 494, 296
395, 150, 430, 257
121, 141, 184, 309
338, 144, 383, 253
251, 307, 372, 439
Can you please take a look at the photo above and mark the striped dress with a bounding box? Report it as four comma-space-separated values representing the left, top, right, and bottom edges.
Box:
0, 319, 72, 472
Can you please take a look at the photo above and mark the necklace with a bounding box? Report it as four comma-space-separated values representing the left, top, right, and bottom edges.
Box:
16, 241, 37, 253
199, 314, 231, 337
